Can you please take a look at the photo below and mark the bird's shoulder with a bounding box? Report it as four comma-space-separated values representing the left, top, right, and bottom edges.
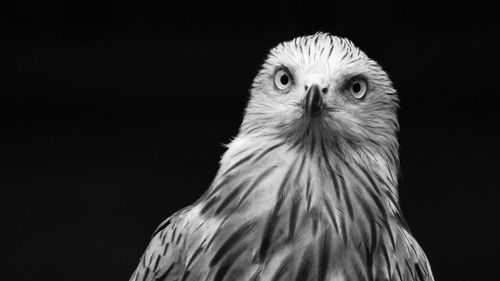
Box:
376, 220, 434, 281
129, 206, 206, 281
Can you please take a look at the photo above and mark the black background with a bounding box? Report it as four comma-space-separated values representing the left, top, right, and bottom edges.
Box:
3, 1, 499, 280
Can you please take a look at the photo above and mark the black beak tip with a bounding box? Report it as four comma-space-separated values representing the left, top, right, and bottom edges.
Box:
310, 106, 323, 116
305, 85, 324, 117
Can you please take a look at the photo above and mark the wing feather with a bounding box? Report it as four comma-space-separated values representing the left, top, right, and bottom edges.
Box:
129, 207, 197, 281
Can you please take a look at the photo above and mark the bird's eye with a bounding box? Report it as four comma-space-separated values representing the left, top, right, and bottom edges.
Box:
348, 78, 367, 99
274, 69, 292, 90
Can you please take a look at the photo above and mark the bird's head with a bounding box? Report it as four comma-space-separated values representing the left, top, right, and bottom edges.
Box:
241, 33, 399, 156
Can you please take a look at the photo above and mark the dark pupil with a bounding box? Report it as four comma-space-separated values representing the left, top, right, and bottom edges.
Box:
280, 74, 289, 85
352, 82, 361, 93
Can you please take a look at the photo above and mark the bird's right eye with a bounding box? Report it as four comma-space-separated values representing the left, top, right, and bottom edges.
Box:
274, 69, 292, 90
347, 78, 367, 99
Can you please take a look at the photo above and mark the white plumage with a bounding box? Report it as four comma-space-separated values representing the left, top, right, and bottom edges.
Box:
130, 33, 434, 281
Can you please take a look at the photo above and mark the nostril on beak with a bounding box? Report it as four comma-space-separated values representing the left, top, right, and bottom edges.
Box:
321, 87, 328, 94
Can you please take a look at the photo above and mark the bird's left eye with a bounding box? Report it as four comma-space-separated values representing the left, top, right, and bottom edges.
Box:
348, 78, 367, 99
274, 69, 292, 90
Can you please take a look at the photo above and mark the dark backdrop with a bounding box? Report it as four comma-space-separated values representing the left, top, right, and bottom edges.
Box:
3, 1, 499, 280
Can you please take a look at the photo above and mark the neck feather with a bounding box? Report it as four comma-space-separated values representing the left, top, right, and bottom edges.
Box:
203, 134, 401, 220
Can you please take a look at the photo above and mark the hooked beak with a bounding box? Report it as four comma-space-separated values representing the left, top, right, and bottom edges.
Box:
304, 85, 324, 117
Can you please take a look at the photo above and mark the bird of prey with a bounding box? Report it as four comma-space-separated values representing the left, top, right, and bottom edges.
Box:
130, 33, 434, 281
